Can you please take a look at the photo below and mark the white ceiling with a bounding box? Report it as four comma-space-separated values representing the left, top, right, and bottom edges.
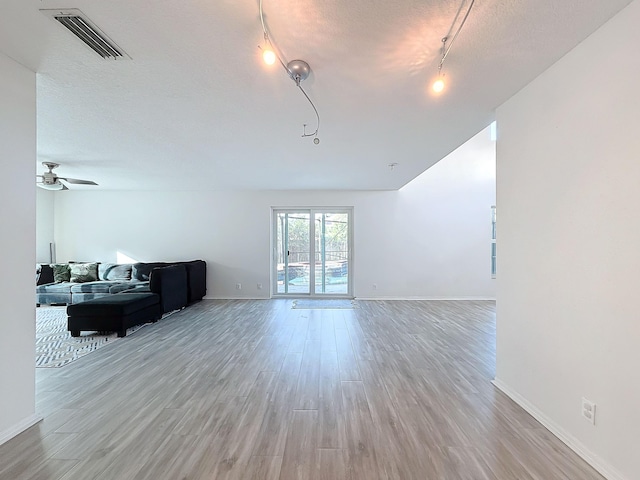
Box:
1, 0, 634, 191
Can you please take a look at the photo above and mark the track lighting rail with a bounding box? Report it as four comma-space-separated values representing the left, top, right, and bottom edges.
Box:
259, 0, 320, 143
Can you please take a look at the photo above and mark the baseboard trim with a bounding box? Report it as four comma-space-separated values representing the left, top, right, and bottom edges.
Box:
0, 413, 43, 447
492, 379, 627, 480
355, 296, 496, 301
205, 296, 269, 300
203, 296, 496, 301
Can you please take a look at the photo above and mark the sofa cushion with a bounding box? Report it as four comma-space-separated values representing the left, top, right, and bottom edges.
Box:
183, 260, 207, 303
37, 291, 72, 305
71, 292, 112, 304
116, 284, 150, 294
108, 281, 147, 294
52, 263, 71, 282
98, 263, 132, 281
132, 262, 171, 281
36, 282, 73, 294
70, 281, 127, 294
69, 262, 99, 283
36, 264, 55, 286
67, 292, 160, 317
149, 265, 188, 312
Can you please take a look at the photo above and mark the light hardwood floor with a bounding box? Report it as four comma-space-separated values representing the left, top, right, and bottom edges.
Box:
1, 300, 604, 479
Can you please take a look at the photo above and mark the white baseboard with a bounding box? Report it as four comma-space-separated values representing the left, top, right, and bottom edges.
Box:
205, 296, 269, 300
0, 414, 43, 447
355, 296, 496, 301
492, 378, 627, 480
203, 296, 496, 301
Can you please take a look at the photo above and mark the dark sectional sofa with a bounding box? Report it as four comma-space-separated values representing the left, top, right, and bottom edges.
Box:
36, 260, 206, 311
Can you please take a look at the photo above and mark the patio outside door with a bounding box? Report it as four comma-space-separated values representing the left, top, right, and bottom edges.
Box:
273, 208, 352, 297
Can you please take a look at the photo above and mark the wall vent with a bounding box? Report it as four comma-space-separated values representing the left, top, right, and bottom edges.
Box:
40, 9, 130, 60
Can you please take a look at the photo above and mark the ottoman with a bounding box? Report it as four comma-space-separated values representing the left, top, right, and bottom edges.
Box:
67, 292, 162, 337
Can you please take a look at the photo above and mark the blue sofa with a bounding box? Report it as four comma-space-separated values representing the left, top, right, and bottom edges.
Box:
36, 260, 206, 308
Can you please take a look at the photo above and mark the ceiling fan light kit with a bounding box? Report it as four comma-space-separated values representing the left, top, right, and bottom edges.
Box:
38, 181, 66, 191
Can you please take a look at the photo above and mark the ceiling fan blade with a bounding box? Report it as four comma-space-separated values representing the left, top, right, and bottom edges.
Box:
58, 177, 98, 185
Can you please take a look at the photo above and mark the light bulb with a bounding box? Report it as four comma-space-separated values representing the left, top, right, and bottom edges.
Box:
263, 49, 276, 65
432, 78, 445, 93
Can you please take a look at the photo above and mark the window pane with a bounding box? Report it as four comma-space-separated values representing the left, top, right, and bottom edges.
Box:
276, 212, 310, 294
315, 213, 349, 294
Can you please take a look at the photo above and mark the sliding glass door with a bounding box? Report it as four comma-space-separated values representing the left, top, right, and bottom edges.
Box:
275, 211, 311, 294
273, 208, 352, 297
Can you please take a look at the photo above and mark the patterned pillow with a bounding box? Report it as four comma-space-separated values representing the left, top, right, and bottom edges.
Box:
98, 263, 132, 281
132, 263, 168, 281
69, 263, 99, 283
52, 263, 71, 282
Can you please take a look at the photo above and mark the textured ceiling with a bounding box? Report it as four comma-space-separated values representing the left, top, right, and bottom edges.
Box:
0, 0, 634, 190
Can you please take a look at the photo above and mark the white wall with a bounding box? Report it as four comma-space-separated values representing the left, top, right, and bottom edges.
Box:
0, 53, 39, 443
52, 127, 495, 300
495, 1, 640, 479
36, 188, 55, 263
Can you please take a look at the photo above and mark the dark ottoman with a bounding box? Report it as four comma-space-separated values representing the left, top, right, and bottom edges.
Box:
67, 293, 161, 337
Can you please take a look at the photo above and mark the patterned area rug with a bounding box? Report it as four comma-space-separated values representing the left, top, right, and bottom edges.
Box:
292, 299, 357, 309
36, 306, 150, 368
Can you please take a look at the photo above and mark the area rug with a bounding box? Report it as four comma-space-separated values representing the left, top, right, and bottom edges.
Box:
292, 299, 358, 309
36, 306, 150, 368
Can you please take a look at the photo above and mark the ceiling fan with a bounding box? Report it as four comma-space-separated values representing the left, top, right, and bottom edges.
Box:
37, 162, 98, 191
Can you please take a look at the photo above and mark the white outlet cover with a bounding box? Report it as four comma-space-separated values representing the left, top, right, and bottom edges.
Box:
581, 398, 596, 425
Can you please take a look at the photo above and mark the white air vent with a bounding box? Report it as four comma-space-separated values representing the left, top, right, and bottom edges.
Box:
40, 9, 130, 60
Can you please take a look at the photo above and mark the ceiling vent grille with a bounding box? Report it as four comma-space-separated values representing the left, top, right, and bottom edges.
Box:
40, 9, 130, 60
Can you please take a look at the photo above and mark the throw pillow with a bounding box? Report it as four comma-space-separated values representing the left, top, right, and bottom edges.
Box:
132, 263, 168, 281
69, 262, 99, 283
52, 263, 71, 282
98, 263, 132, 281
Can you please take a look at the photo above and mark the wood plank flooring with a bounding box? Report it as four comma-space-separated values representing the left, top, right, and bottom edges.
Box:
0, 300, 605, 479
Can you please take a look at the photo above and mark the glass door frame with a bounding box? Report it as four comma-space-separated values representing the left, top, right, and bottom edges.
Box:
271, 207, 353, 298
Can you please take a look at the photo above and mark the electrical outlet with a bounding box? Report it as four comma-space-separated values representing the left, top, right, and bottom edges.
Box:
236, 283, 242, 290
581, 397, 596, 425
257, 283, 263, 289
